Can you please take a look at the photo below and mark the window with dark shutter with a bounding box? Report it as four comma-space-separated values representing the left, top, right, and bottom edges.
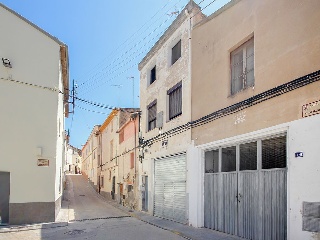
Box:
231, 38, 254, 95
168, 81, 182, 120
171, 40, 181, 65
147, 100, 157, 131
150, 66, 156, 84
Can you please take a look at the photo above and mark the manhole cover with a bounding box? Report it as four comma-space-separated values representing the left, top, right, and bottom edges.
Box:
79, 194, 85, 196
66, 229, 85, 235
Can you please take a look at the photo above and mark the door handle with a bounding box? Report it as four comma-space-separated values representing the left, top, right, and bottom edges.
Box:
236, 193, 242, 203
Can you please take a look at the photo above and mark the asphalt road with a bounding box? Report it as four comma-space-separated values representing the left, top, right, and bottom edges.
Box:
0, 175, 184, 240
67, 175, 125, 221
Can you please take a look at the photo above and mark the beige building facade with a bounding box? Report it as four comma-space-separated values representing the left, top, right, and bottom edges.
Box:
190, 0, 320, 239
138, 1, 205, 224
81, 125, 100, 191
99, 108, 138, 202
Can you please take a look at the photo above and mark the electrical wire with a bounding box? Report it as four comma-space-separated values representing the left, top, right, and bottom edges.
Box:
76, 0, 186, 88
78, 0, 211, 95
0, 77, 61, 93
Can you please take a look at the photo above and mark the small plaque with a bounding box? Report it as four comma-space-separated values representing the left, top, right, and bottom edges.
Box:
302, 100, 320, 118
37, 159, 49, 166
295, 152, 304, 158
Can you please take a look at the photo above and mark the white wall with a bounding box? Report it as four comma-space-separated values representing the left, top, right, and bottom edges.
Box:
287, 114, 320, 240
0, 6, 63, 203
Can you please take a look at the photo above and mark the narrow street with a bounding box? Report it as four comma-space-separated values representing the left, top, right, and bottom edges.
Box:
0, 175, 185, 240
66, 175, 125, 221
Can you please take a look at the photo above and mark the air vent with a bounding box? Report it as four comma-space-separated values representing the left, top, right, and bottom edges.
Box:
302, 202, 320, 232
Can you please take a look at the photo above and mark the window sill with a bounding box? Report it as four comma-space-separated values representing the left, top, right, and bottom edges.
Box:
229, 84, 255, 98
167, 113, 182, 122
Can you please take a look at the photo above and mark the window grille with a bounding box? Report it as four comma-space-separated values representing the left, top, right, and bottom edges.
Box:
262, 135, 286, 169
147, 100, 157, 131
231, 38, 254, 95
205, 149, 219, 173
240, 141, 257, 170
168, 82, 182, 120
171, 40, 181, 65
222, 146, 236, 172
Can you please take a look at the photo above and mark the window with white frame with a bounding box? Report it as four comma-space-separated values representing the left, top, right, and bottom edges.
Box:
147, 100, 157, 131
204, 135, 286, 173
168, 81, 182, 120
231, 38, 254, 95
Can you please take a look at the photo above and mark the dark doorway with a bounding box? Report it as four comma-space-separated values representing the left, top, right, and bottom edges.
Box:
142, 176, 148, 211
0, 172, 10, 224
111, 176, 116, 200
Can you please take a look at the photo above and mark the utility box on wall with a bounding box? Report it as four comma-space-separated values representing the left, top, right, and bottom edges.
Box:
302, 202, 320, 232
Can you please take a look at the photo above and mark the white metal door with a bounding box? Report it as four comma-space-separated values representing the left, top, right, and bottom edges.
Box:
154, 155, 187, 224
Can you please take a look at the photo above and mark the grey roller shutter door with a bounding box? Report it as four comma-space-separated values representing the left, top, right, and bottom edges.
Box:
154, 155, 187, 224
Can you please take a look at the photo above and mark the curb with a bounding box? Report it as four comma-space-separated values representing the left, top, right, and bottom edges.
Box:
0, 222, 68, 233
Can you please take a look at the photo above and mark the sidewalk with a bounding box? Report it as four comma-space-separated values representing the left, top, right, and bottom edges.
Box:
103, 197, 244, 240
1, 174, 244, 240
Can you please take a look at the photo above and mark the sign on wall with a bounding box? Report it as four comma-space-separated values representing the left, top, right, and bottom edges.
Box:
37, 159, 49, 166
302, 100, 320, 118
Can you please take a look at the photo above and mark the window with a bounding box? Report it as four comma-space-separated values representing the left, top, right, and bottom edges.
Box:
204, 135, 286, 174
147, 100, 157, 131
205, 149, 219, 173
130, 152, 134, 169
231, 38, 254, 95
262, 136, 286, 169
101, 176, 104, 187
171, 40, 181, 65
168, 82, 182, 120
150, 66, 156, 85
221, 146, 236, 172
110, 140, 113, 159
240, 141, 257, 170
119, 130, 124, 144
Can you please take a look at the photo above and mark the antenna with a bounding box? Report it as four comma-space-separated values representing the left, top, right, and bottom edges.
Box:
127, 76, 135, 107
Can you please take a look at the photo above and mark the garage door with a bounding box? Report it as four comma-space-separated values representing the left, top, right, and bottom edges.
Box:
154, 154, 187, 224
204, 135, 287, 240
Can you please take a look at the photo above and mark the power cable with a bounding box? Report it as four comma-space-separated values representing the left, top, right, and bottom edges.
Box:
76, 0, 186, 88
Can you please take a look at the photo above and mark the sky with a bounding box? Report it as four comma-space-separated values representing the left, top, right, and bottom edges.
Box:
1, 0, 230, 149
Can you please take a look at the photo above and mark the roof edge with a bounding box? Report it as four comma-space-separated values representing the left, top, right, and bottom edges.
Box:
0, 3, 65, 46
138, 0, 201, 71
193, 0, 242, 29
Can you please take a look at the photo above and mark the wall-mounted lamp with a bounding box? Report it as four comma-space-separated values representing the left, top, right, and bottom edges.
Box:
2, 58, 12, 68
